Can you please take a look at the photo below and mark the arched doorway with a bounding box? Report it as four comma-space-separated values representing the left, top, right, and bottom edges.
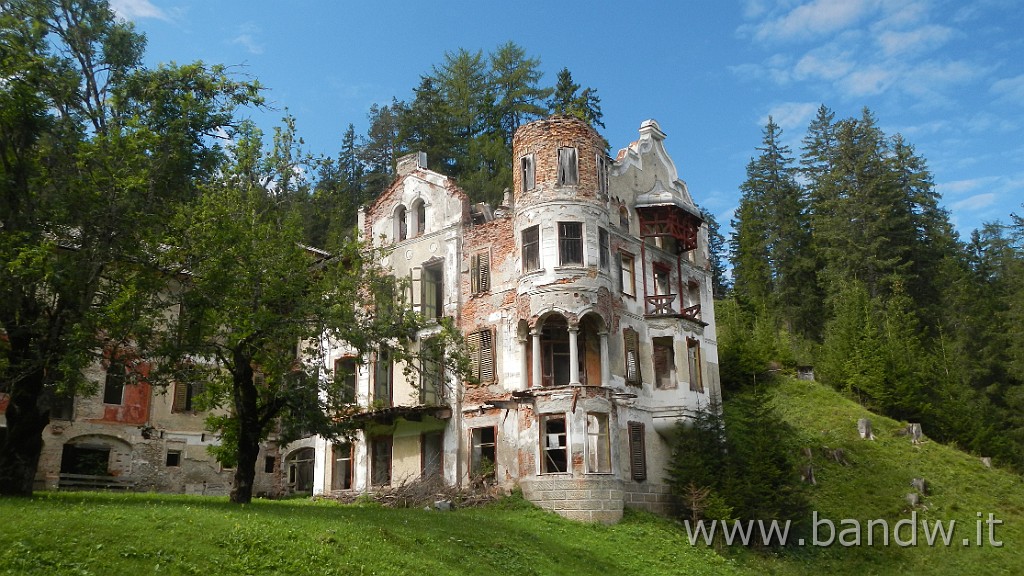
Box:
285, 447, 315, 495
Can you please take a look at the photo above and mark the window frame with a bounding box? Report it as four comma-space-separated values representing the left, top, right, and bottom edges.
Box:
421, 261, 444, 321
371, 435, 393, 487
628, 421, 647, 481
596, 153, 609, 197
374, 350, 393, 408
619, 252, 636, 297
540, 414, 569, 474
334, 357, 358, 404
585, 412, 612, 474
598, 227, 610, 271
470, 426, 497, 480
420, 337, 444, 405
332, 443, 353, 490
466, 329, 495, 384
103, 363, 126, 405
522, 225, 540, 272
556, 147, 578, 186
520, 154, 535, 192
395, 205, 408, 241
471, 251, 490, 295
687, 337, 704, 393
623, 327, 641, 386
653, 336, 676, 390
165, 450, 181, 467
557, 221, 584, 266
421, 432, 444, 480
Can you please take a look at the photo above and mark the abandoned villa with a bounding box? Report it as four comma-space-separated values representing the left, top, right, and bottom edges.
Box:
0, 116, 722, 523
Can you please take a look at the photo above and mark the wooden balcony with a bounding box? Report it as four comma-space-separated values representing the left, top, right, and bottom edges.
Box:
645, 295, 702, 322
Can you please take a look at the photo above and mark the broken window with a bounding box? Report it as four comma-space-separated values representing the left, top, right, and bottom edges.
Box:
687, 338, 704, 393
619, 252, 635, 296
541, 415, 569, 473
420, 338, 443, 404
264, 456, 276, 474
653, 337, 676, 389
522, 225, 540, 272
471, 251, 490, 294
334, 357, 357, 404
556, 147, 578, 185
598, 227, 610, 271
333, 443, 353, 490
165, 450, 181, 467
596, 153, 609, 197
421, 432, 443, 480
623, 327, 641, 386
103, 363, 125, 405
395, 205, 408, 241
374, 350, 392, 408
412, 199, 426, 237
421, 262, 443, 321
520, 154, 535, 192
541, 318, 585, 386
466, 329, 495, 383
585, 413, 611, 474
558, 221, 583, 266
471, 427, 496, 480
371, 436, 392, 487
46, 388, 74, 421
653, 264, 672, 296
628, 421, 647, 481
619, 205, 630, 230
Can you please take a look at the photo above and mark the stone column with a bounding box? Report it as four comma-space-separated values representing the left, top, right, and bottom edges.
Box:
519, 335, 529, 391
599, 331, 610, 387
568, 326, 581, 386
531, 328, 542, 388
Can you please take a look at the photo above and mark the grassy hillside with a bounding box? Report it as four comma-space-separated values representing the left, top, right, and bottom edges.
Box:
1, 378, 1020, 575
743, 377, 1024, 575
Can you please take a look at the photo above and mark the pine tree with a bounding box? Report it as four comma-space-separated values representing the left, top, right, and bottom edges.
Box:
547, 68, 604, 129
489, 42, 551, 146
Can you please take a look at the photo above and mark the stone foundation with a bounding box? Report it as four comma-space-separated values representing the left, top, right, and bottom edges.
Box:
519, 476, 624, 524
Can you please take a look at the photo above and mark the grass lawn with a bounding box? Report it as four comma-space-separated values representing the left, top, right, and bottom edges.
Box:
2, 378, 1021, 575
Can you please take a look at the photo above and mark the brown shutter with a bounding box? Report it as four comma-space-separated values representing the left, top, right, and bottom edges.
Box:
479, 330, 494, 383
478, 253, 490, 293
624, 328, 641, 386
172, 381, 187, 413
628, 421, 647, 481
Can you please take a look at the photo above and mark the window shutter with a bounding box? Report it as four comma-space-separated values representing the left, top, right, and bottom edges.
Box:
628, 421, 647, 481
624, 328, 641, 386
191, 381, 205, 408
479, 330, 494, 383
472, 252, 490, 294
172, 381, 187, 412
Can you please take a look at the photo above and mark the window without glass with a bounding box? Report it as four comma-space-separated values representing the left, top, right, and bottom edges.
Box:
471, 251, 490, 294
585, 413, 611, 473
471, 427, 496, 480
466, 329, 495, 383
598, 227, 610, 271
688, 338, 704, 393
520, 154, 535, 192
653, 337, 675, 389
556, 147, 578, 185
103, 363, 125, 405
628, 421, 647, 481
619, 253, 636, 296
623, 327, 641, 386
558, 222, 583, 266
333, 443, 353, 490
334, 357, 357, 404
596, 154, 609, 197
264, 456, 276, 473
371, 436, 392, 487
653, 265, 672, 296
619, 205, 630, 230
374, 350, 392, 408
522, 225, 540, 272
395, 205, 407, 241
412, 199, 426, 237
421, 432, 443, 480
165, 450, 181, 467
541, 415, 569, 473
421, 262, 443, 321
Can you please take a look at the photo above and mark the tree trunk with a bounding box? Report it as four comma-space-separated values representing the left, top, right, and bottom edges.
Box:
229, 356, 260, 504
0, 367, 49, 496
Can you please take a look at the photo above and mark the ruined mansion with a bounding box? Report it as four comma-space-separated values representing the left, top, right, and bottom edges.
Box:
2, 116, 721, 522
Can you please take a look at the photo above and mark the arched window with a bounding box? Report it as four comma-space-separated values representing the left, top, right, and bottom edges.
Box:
618, 205, 630, 230
411, 199, 426, 237
394, 205, 407, 241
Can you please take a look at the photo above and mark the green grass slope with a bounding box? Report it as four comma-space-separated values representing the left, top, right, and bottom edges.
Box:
746, 377, 1024, 575
0, 492, 739, 576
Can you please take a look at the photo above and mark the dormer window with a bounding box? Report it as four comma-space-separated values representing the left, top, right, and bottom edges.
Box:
556, 147, 578, 186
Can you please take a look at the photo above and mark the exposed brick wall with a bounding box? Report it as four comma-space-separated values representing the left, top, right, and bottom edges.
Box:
512, 116, 606, 207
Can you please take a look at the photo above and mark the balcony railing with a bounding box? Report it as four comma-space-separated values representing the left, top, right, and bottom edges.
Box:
682, 303, 701, 322
645, 294, 676, 316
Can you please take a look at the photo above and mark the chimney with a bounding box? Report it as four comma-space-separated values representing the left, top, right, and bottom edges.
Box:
396, 151, 428, 176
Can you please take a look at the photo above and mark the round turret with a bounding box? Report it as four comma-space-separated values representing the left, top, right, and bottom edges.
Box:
512, 116, 609, 208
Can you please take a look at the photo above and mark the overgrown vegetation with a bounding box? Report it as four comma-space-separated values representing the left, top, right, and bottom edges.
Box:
723, 106, 1024, 473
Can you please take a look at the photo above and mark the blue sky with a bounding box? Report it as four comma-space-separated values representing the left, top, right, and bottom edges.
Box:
114, 0, 1023, 239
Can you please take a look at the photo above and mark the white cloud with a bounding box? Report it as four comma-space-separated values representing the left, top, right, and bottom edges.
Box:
876, 25, 954, 57
938, 177, 999, 197
992, 74, 1024, 104
840, 65, 896, 96
763, 102, 819, 132
951, 192, 996, 212
108, 0, 169, 21
750, 0, 876, 42
231, 23, 264, 55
